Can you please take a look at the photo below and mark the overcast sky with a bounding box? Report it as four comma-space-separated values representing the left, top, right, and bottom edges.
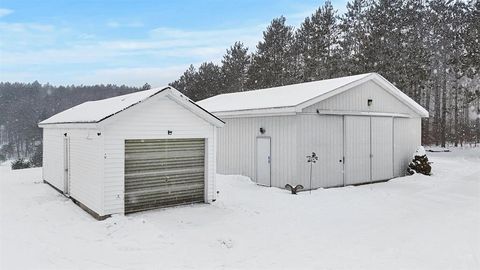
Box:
0, 0, 348, 87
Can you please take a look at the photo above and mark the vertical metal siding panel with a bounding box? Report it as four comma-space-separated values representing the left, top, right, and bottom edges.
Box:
371, 117, 394, 181
297, 116, 305, 187
394, 118, 422, 177
102, 96, 215, 215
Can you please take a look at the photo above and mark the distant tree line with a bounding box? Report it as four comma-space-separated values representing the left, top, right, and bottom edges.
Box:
170, 0, 480, 147
0, 82, 149, 162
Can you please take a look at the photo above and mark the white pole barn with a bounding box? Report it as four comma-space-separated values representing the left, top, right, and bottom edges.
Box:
198, 73, 428, 189
39, 87, 224, 219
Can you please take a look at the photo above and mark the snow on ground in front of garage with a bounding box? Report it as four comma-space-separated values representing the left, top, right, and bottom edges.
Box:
1, 148, 479, 270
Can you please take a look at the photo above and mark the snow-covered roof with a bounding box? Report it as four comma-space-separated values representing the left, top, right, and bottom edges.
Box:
39, 86, 224, 126
198, 73, 429, 117
198, 73, 370, 112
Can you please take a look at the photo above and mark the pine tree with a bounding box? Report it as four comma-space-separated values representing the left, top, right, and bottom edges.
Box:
465, 0, 480, 75
195, 62, 223, 100
448, 1, 470, 146
296, 1, 341, 81
221, 42, 250, 93
363, 0, 405, 84
407, 146, 432, 175
339, 0, 371, 75
246, 16, 296, 89
170, 65, 198, 98
399, 0, 430, 101
428, 0, 458, 147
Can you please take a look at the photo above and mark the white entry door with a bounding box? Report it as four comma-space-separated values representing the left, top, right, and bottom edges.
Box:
344, 116, 371, 185
371, 117, 394, 181
256, 137, 271, 186
63, 137, 70, 195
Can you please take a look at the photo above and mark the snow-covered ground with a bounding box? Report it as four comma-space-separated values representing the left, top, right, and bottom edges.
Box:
1, 148, 479, 270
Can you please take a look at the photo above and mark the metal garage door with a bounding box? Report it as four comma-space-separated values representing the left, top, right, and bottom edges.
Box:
371, 117, 394, 181
124, 138, 205, 214
344, 116, 371, 185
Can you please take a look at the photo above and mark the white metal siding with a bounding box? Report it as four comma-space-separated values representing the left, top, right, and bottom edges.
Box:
42, 127, 104, 215
42, 128, 66, 190
394, 118, 421, 177
215, 80, 424, 189
297, 115, 344, 188
102, 95, 216, 215
303, 80, 418, 116
216, 115, 297, 188
371, 117, 394, 181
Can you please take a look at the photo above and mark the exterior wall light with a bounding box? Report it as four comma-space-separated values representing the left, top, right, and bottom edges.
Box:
367, 99, 373, 106
259, 127, 266, 134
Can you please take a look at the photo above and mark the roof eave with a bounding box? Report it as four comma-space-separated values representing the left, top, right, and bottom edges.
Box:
165, 88, 225, 127
38, 87, 170, 127
210, 106, 298, 118
38, 122, 100, 129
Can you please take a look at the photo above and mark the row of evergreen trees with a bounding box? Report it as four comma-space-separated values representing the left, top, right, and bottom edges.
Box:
170, 0, 480, 147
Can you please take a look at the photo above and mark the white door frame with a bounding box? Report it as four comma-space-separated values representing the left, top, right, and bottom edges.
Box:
203, 137, 208, 203
63, 136, 70, 195
255, 136, 271, 187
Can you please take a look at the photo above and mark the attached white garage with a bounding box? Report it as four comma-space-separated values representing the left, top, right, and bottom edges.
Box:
198, 73, 428, 190
39, 87, 224, 219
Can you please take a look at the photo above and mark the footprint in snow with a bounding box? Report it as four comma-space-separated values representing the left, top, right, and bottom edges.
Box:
218, 239, 234, 249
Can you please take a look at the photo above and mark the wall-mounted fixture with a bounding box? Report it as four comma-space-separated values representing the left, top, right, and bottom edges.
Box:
97, 132, 101, 136
167, 130, 173, 135
64, 133, 67, 137
259, 127, 266, 134
367, 99, 373, 107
